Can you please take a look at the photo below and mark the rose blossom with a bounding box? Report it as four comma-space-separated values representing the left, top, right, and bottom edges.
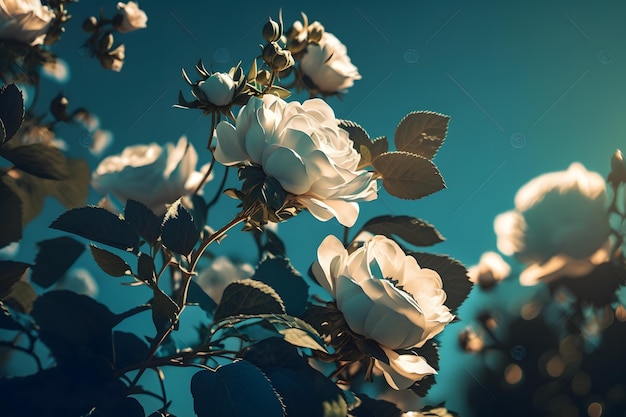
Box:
299, 30, 361, 94
494, 162, 611, 285
115, 1, 147, 33
92, 136, 211, 215
214, 95, 377, 227
312, 235, 454, 389
0, 0, 55, 46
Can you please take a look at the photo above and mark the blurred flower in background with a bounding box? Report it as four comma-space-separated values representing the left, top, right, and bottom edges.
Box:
0, 0, 55, 45
468, 251, 511, 290
52, 267, 99, 298
194, 256, 254, 303
113, 1, 147, 33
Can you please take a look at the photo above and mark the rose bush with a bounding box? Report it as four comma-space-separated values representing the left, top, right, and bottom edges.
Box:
312, 235, 454, 388
92, 135, 210, 215
214, 94, 378, 227
0, 0, 55, 45
494, 162, 611, 285
299, 29, 361, 94
115, 1, 147, 33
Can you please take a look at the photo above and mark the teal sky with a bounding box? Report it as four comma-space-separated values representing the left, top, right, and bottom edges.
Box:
10, 1, 626, 415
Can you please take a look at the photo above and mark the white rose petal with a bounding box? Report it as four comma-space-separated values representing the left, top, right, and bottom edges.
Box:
468, 251, 511, 286
199, 72, 237, 106
214, 95, 377, 227
300, 31, 361, 94
312, 234, 453, 388
116, 1, 147, 33
0, 0, 55, 45
92, 136, 211, 215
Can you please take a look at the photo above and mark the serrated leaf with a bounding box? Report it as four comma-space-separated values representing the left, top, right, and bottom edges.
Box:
191, 361, 285, 417
90, 244, 131, 277
409, 252, 472, 314
137, 252, 156, 284
124, 199, 161, 245
31, 290, 117, 363
361, 215, 445, 247
0, 83, 25, 144
151, 288, 179, 332
30, 236, 85, 288
372, 152, 446, 200
50, 206, 140, 251
213, 279, 286, 322
0, 260, 30, 299
350, 394, 402, 417
252, 257, 309, 316
339, 120, 388, 166
4, 280, 37, 314
0, 143, 69, 180
0, 178, 22, 247
394, 111, 449, 159
161, 199, 199, 257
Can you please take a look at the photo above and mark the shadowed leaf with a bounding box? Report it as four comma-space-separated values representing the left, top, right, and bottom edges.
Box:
0, 144, 69, 180
3, 280, 37, 314
252, 257, 308, 316
151, 288, 179, 332
161, 199, 199, 257
0, 83, 24, 144
0, 178, 22, 247
90, 244, 131, 277
187, 279, 217, 315
361, 215, 445, 247
113, 331, 149, 370
394, 111, 449, 159
214, 279, 285, 322
124, 199, 161, 245
50, 206, 140, 251
191, 360, 285, 417
30, 236, 85, 288
373, 152, 445, 200
0, 260, 30, 299
408, 340, 439, 397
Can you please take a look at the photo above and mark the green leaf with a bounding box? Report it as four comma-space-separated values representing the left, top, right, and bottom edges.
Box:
338, 120, 388, 167
151, 287, 179, 332
394, 111, 449, 159
0, 143, 69, 180
408, 252, 472, 314
0, 178, 22, 247
30, 236, 85, 288
361, 215, 445, 247
252, 257, 309, 316
213, 279, 286, 322
161, 199, 199, 257
50, 206, 140, 251
90, 244, 131, 277
191, 361, 285, 417
4, 280, 37, 314
0, 260, 30, 299
372, 152, 445, 200
124, 199, 161, 245
31, 290, 117, 363
137, 252, 156, 284
0, 83, 24, 144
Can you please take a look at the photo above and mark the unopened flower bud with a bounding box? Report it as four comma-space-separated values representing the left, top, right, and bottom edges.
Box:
98, 33, 114, 52
82, 16, 98, 32
255, 69, 272, 85
262, 42, 294, 72
609, 149, 626, 185
286, 38, 307, 54
262, 18, 281, 43
50, 93, 70, 122
307, 21, 324, 43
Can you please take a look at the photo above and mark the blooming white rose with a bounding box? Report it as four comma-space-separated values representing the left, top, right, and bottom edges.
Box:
494, 162, 611, 285
195, 256, 255, 302
0, 0, 55, 46
199, 72, 236, 106
115, 1, 147, 33
467, 251, 511, 289
92, 136, 211, 215
214, 95, 377, 227
312, 235, 454, 389
300, 30, 361, 94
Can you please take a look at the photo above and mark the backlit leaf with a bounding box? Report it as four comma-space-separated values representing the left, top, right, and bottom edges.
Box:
161, 199, 199, 257
394, 111, 449, 159
90, 244, 131, 277
361, 215, 444, 247
372, 152, 445, 200
213, 279, 285, 322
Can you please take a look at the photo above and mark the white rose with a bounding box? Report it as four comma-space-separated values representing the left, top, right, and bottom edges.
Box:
195, 256, 255, 302
467, 251, 511, 288
214, 95, 377, 227
92, 136, 211, 215
312, 235, 454, 389
115, 1, 147, 33
494, 162, 611, 285
0, 0, 55, 45
199, 72, 236, 106
299, 31, 361, 94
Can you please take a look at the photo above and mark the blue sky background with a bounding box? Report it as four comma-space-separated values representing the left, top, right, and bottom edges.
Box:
8, 1, 626, 415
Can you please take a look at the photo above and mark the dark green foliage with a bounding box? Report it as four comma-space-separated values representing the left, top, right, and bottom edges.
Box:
30, 236, 85, 288
161, 200, 199, 257
252, 257, 309, 316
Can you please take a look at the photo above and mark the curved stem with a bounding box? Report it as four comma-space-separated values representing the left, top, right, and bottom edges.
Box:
206, 165, 229, 209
